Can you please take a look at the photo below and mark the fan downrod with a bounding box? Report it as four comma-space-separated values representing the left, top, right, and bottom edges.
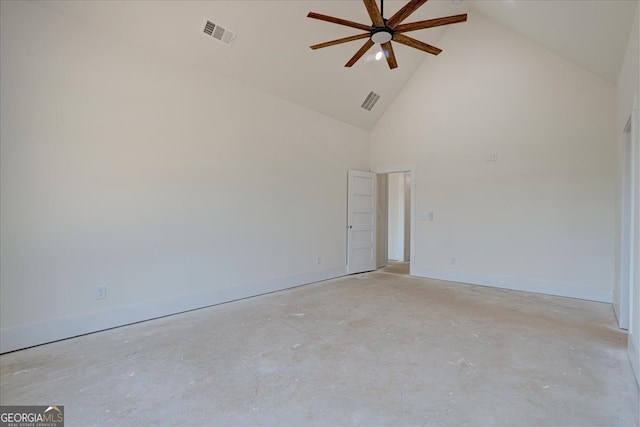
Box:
370, 0, 393, 44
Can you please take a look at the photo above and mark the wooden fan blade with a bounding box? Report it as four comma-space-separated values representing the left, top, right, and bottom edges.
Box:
395, 14, 467, 33
386, 0, 429, 28
363, 0, 384, 27
307, 12, 371, 32
393, 33, 442, 55
311, 33, 370, 50
345, 39, 375, 67
381, 42, 398, 69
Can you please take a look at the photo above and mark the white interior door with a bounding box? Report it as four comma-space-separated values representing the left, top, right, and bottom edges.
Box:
347, 170, 377, 274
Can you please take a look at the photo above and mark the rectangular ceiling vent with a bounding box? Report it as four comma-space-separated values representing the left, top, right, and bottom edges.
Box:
202, 19, 236, 47
361, 91, 381, 111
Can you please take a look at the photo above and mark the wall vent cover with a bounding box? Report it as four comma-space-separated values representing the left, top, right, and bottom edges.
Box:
361, 91, 381, 111
202, 19, 236, 47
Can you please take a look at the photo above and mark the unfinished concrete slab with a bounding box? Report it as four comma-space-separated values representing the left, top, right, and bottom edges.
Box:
1, 271, 638, 426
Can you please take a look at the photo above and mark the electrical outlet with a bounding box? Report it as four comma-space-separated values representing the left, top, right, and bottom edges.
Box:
450, 257, 457, 266
96, 286, 107, 300
316, 256, 321, 265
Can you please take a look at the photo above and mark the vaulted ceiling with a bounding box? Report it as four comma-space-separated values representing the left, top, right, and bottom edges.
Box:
34, 0, 637, 131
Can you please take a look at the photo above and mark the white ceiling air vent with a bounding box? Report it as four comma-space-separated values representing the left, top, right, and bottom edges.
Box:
361, 91, 381, 111
202, 19, 236, 47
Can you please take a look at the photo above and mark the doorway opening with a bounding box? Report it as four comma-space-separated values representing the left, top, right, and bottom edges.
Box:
616, 116, 634, 330
376, 171, 413, 275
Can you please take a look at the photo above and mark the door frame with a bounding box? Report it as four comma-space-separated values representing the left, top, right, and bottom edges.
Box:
372, 165, 416, 275
617, 116, 634, 329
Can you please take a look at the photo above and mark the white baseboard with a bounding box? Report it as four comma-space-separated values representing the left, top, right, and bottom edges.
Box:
0, 266, 347, 354
629, 334, 640, 389
411, 267, 612, 303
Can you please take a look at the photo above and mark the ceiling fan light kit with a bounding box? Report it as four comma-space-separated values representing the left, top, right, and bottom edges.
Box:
371, 27, 394, 44
307, 0, 467, 69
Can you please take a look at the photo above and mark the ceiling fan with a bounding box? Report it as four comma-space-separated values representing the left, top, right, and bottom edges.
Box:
307, 0, 467, 69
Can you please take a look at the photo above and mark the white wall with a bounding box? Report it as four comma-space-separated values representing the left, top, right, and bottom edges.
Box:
636, 5, 640, 387
629, 5, 640, 387
616, 1, 640, 386
0, 1, 368, 353
370, 11, 617, 303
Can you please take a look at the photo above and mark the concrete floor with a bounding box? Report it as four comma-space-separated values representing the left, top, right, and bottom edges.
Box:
1, 269, 638, 426
381, 261, 410, 275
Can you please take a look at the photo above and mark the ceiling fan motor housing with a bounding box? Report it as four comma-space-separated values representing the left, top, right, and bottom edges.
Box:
371, 26, 394, 44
